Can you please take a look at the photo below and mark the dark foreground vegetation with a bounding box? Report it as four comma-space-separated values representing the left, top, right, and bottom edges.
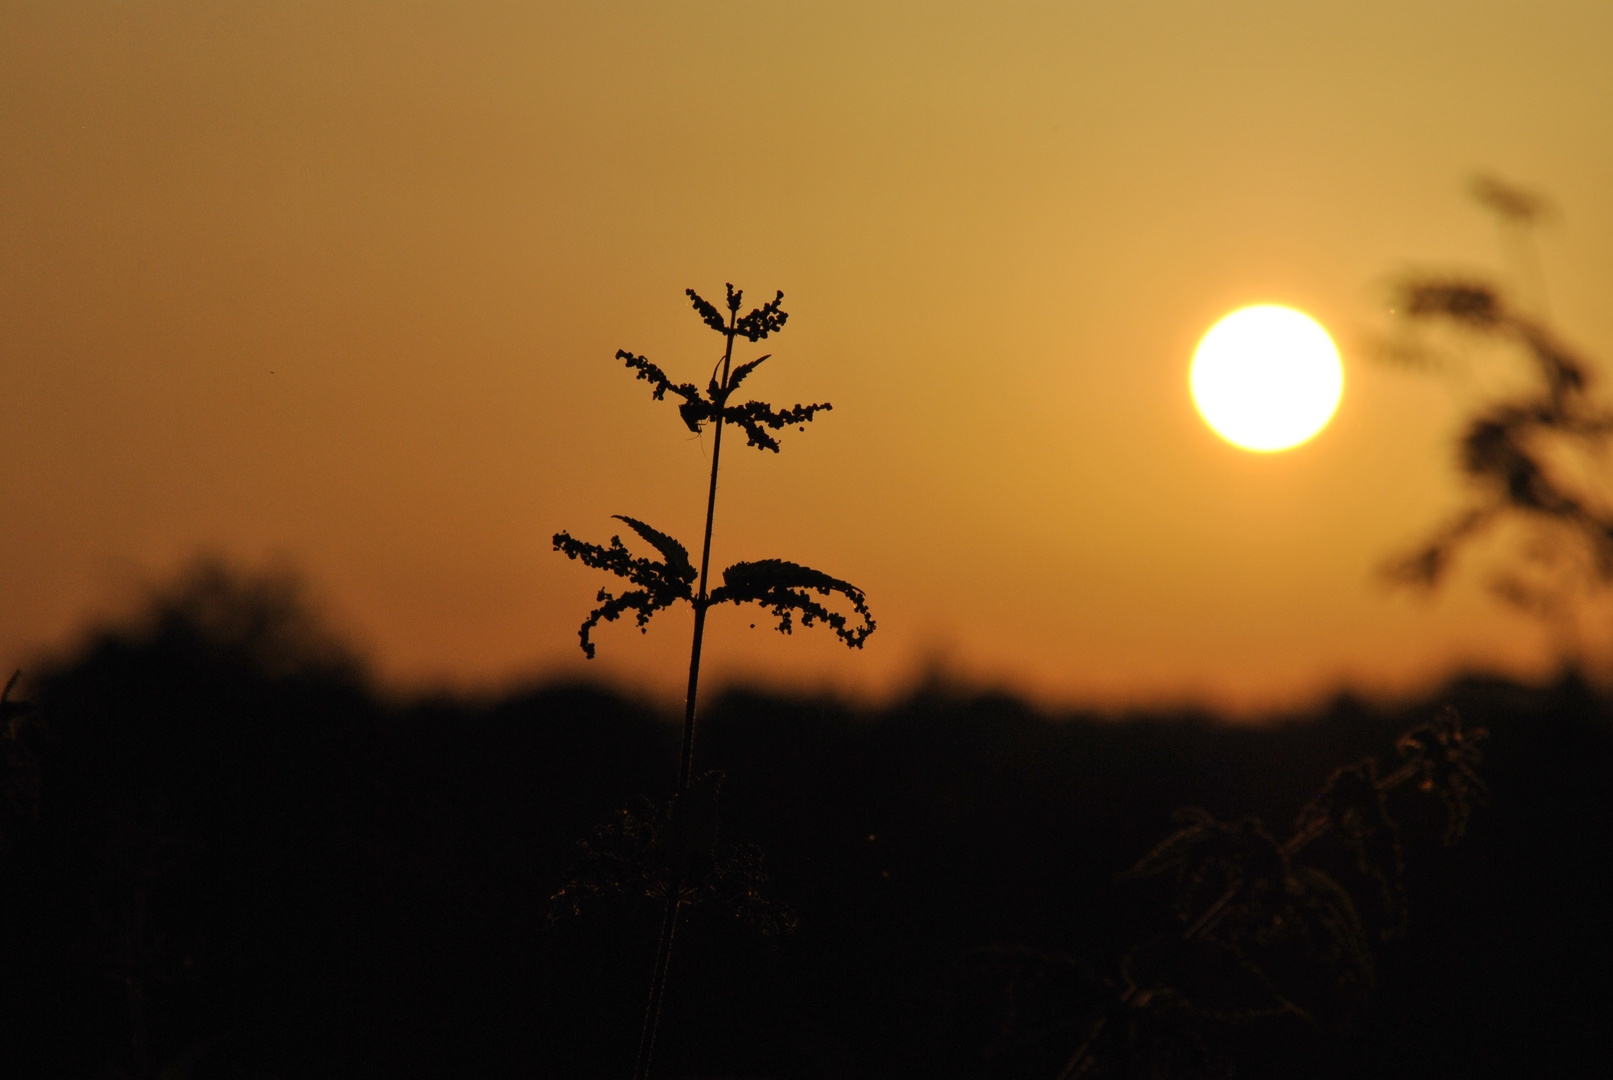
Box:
2, 566, 1609, 1079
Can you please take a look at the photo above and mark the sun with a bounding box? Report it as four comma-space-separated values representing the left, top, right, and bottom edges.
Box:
1190, 305, 1343, 452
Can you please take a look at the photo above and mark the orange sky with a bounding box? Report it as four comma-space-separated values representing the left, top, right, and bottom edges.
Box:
5, 1, 1613, 713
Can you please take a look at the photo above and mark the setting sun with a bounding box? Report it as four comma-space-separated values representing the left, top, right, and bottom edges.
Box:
1190, 305, 1344, 452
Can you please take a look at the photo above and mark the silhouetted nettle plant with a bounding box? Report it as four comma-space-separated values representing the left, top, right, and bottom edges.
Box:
969, 709, 1486, 1080
1379, 177, 1613, 635
551, 284, 873, 1079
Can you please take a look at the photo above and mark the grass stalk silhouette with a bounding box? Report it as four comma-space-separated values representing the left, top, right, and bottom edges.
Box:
552, 284, 873, 1079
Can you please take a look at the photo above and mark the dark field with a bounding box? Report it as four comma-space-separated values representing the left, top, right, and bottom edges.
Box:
3, 572, 1609, 1079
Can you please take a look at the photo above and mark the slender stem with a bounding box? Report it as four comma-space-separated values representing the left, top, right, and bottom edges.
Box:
632, 891, 683, 1080
632, 310, 738, 1080
678, 319, 736, 794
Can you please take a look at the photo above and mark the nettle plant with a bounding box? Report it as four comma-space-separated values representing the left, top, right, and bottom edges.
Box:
551, 284, 873, 1079
1058, 709, 1488, 1080
964, 709, 1488, 1080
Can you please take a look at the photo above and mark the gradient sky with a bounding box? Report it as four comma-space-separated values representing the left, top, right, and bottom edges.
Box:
5, 1, 1613, 712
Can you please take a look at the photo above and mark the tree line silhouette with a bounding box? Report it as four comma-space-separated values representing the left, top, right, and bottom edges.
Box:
0, 562, 1608, 1078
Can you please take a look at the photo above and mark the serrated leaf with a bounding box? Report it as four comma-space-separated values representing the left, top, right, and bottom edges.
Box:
726, 354, 769, 393
1291, 866, 1376, 990
612, 516, 696, 583
552, 521, 699, 657
710, 558, 874, 648
1123, 821, 1217, 880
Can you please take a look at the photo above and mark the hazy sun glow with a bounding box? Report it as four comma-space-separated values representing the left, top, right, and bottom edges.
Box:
1191, 306, 1343, 452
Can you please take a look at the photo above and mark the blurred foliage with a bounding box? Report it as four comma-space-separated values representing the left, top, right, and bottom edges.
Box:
1380, 177, 1613, 630
964, 710, 1490, 1080
548, 769, 796, 938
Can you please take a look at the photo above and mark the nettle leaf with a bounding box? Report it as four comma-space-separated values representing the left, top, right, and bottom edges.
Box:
613, 515, 696, 583
552, 517, 698, 658
659, 363, 831, 452
717, 354, 768, 404
710, 558, 875, 649
1289, 866, 1376, 994
1297, 761, 1407, 935
1127, 810, 1289, 925
1124, 809, 1222, 882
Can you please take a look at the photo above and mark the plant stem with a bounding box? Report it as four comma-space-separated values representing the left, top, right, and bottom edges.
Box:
632, 310, 738, 1080
680, 324, 734, 793
632, 892, 683, 1080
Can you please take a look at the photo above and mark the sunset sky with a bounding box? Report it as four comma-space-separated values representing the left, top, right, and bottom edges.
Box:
5, 1, 1613, 712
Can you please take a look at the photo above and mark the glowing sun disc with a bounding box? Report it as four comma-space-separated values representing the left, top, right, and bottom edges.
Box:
1190, 305, 1343, 452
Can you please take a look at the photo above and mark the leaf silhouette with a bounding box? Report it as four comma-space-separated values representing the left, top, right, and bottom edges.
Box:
710, 558, 875, 648
612, 515, 696, 583
1289, 866, 1376, 994
1296, 760, 1406, 935
721, 354, 769, 401
552, 518, 699, 658
1124, 809, 1221, 882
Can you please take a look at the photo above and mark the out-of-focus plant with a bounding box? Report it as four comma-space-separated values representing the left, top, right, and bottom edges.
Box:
1379, 177, 1613, 646
548, 770, 796, 938
964, 709, 1486, 1080
551, 284, 873, 1079
1049, 708, 1487, 1079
